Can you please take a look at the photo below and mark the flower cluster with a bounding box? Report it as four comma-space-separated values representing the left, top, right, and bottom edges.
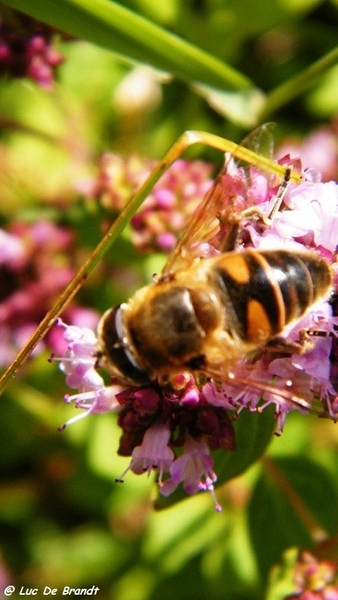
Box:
0, 220, 97, 367
287, 550, 338, 600
54, 153, 338, 506
78, 153, 214, 253
0, 7, 70, 90
53, 320, 233, 510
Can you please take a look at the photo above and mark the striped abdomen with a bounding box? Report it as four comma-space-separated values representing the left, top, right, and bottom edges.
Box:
212, 249, 331, 345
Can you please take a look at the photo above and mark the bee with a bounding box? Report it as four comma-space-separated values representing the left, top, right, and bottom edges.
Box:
96, 126, 332, 388
0, 125, 333, 421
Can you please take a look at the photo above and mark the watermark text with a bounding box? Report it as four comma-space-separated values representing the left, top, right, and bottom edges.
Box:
3, 585, 100, 596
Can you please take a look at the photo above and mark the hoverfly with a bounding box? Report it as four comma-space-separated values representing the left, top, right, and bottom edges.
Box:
0, 125, 332, 417
96, 124, 332, 400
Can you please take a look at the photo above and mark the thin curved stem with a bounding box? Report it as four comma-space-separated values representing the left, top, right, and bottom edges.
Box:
260, 46, 338, 120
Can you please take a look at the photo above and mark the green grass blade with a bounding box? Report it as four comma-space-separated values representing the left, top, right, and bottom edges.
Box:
261, 45, 338, 119
1, 0, 253, 91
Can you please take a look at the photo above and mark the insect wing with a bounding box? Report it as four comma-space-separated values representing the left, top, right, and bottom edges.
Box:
161, 123, 277, 277
235, 122, 275, 186
161, 172, 225, 276
239, 122, 275, 161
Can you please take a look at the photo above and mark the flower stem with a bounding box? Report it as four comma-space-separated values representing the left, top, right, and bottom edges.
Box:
263, 456, 328, 543
260, 46, 338, 120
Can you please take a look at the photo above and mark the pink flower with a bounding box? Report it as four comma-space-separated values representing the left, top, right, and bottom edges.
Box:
277, 124, 338, 182
0, 9, 69, 89
0, 220, 95, 367
51, 320, 122, 429
117, 422, 174, 483
160, 436, 222, 511
57, 321, 103, 392
78, 154, 214, 253
286, 550, 338, 599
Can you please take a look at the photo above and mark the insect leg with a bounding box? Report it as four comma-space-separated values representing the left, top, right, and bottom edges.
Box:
267, 166, 292, 220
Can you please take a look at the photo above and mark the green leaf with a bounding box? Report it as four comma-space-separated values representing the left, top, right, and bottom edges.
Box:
1, 0, 253, 92
192, 83, 266, 128
214, 406, 275, 484
248, 456, 338, 579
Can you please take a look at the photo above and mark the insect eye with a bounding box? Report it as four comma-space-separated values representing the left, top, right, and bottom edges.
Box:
99, 306, 150, 384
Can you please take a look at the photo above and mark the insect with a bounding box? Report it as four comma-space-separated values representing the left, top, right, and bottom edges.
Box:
96, 125, 332, 389
0, 124, 332, 410
97, 249, 331, 386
